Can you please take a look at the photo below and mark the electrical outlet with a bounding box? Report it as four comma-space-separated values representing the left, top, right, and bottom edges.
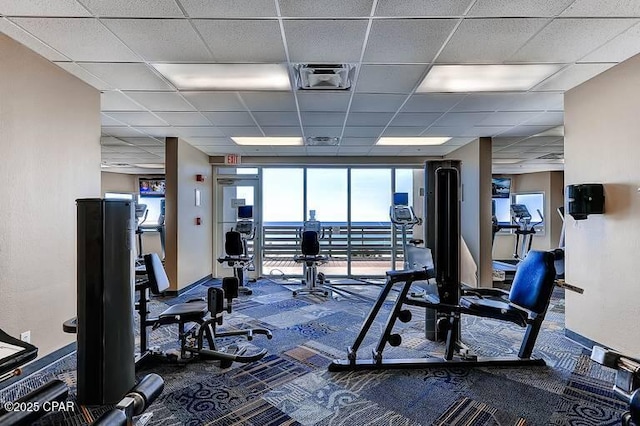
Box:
20, 331, 31, 343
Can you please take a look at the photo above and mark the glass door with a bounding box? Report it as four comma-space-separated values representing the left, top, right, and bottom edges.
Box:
215, 177, 260, 279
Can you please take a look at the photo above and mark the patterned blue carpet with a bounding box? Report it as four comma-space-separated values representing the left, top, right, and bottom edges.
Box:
0, 278, 628, 425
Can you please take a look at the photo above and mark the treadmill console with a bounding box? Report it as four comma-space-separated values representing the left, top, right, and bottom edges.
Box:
391, 205, 416, 224
236, 220, 253, 235
511, 204, 531, 221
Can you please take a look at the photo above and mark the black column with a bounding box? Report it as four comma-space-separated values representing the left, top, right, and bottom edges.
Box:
76, 199, 135, 405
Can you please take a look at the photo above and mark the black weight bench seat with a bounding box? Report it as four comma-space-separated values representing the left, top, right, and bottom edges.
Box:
158, 302, 208, 320
144, 253, 209, 321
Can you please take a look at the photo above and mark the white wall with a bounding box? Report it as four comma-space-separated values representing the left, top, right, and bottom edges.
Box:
565, 53, 640, 354
0, 34, 100, 356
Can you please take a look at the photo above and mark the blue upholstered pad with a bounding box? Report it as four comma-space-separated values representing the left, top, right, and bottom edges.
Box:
508, 250, 556, 314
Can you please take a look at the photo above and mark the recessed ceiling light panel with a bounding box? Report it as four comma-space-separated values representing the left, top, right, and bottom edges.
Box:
418, 64, 562, 93
376, 137, 450, 146
232, 137, 302, 146
152, 64, 292, 91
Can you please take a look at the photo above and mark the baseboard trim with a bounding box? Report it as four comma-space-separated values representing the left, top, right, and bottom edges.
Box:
565, 328, 603, 351
166, 274, 213, 296
0, 341, 76, 391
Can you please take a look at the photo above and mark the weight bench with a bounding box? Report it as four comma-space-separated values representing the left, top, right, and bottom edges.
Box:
330, 249, 558, 371
0, 329, 68, 426
137, 253, 271, 368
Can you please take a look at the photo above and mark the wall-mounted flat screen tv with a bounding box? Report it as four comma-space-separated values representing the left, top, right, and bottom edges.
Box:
492, 177, 511, 199
139, 178, 165, 197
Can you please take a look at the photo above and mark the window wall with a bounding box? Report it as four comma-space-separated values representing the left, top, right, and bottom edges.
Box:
259, 167, 418, 277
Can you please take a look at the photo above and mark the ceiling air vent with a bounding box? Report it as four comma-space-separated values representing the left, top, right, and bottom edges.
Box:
306, 137, 340, 146
294, 64, 356, 90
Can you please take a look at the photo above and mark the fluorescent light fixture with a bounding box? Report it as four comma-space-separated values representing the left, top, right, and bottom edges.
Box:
232, 137, 302, 146
418, 64, 562, 92
492, 159, 522, 164
376, 137, 450, 146
152, 64, 291, 91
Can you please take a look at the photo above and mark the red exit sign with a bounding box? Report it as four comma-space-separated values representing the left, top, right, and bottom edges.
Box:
225, 154, 241, 165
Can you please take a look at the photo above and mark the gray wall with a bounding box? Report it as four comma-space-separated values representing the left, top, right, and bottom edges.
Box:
0, 34, 100, 356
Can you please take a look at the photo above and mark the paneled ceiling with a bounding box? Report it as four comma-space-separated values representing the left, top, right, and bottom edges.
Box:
2, 0, 640, 173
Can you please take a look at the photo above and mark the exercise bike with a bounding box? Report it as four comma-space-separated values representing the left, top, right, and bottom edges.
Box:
292, 210, 330, 297
217, 205, 256, 296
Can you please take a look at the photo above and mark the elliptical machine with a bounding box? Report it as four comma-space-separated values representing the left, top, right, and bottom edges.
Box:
511, 203, 544, 262
390, 192, 422, 270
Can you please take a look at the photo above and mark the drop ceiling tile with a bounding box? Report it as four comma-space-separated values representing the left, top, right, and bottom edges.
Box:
106, 112, 169, 126
402, 93, 466, 112
240, 92, 297, 111
10, 18, 139, 61
533, 63, 615, 91
561, 0, 640, 16
120, 137, 164, 146
581, 23, 640, 62
346, 112, 394, 126
301, 112, 347, 126
340, 137, 377, 146
356, 65, 427, 94
274, 147, 307, 156
102, 19, 212, 62
280, 0, 373, 17
101, 136, 130, 146
422, 126, 470, 137
480, 112, 540, 126
304, 127, 343, 137
468, 0, 574, 17
181, 137, 235, 146
123, 92, 195, 111
389, 113, 441, 127
217, 126, 264, 137
510, 19, 638, 63
364, 19, 455, 63
252, 111, 300, 126
284, 19, 368, 63
54, 62, 113, 90
194, 20, 286, 62
80, 0, 184, 17
496, 125, 557, 137
202, 112, 257, 126
459, 126, 513, 137
367, 146, 402, 156
0, 0, 91, 16
342, 127, 385, 137
179, 0, 276, 18
182, 92, 246, 111
297, 92, 351, 112
446, 137, 476, 145
437, 18, 549, 63
101, 113, 126, 126
101, 91, 145, 111
174, 126, 226, 137
382, 127, 428, 136
498, 92, 564, 111
0, 19, 69, 61
523, 112, 564, 126
79, 63, 173, 90
102, 126, 149, 137
262, 127, 303, 136
195, 145, 245, 155
375, 0, 471, 16
136, 127, 179, 137
350, 94, 407, 112
154, 112, 211, 126
433, 112, 492, 126
398, 146, 444, 156
337, 146, 372, 155
450, 93, 522, 112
